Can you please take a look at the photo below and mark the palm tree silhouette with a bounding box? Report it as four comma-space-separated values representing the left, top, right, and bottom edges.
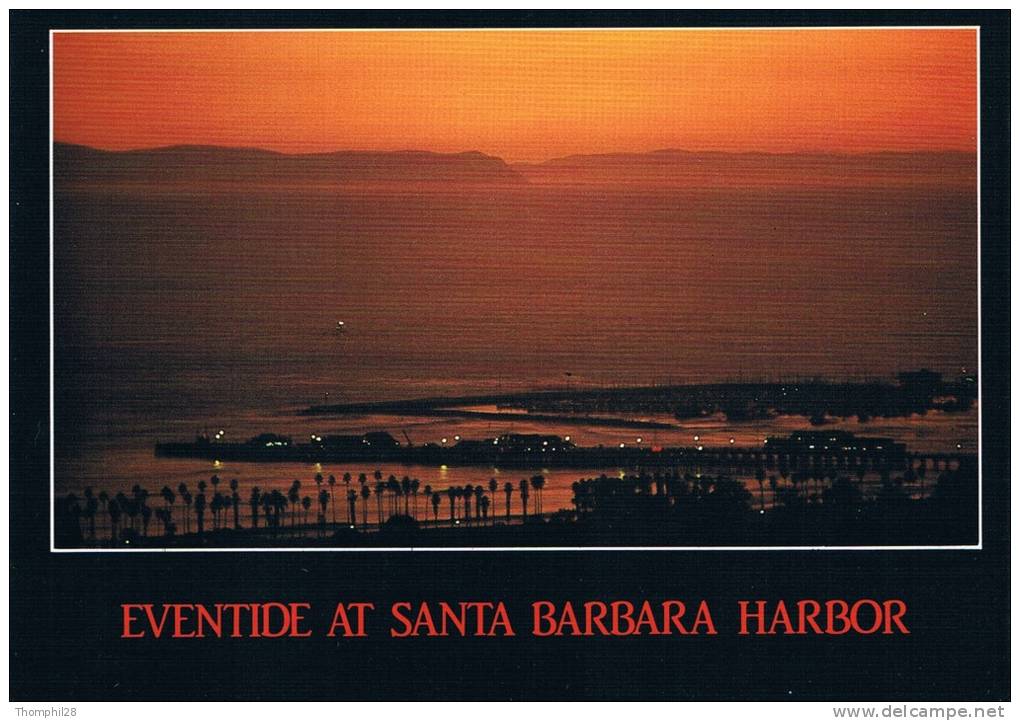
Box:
108, 497, 121, 542
373, 482, 385, 526
519, 479, 530, 522
530, 475, 545, 516
194, 492, 206, 534
360, 484, 371, 530
411, 478, 421, 520
423, 485, 433, 526
319, 488, 330, 535
387, 475, 399, 516
229, 478, 240, 529
503, 482, 513, 523
249, 487, 262, 529
488, 479, 498, 525
474, 486, 484, 526
401, 476, 412, 516
480, 495, 490, 524
431, 492, 441, 523
447, 487, 456, 524
301, 496, 312, 526
328, 475, 337, 526
462, 485, 473, 526
177, 483, 190, 533
288, 480, 301, 527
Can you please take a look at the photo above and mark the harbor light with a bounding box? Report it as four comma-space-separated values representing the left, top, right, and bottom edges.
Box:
636, 437, 642, 444
694, 435, 700, 442
454, 435, 461, 441
697, 445, 703, 451
564, 436, 570, 442
619, 442, 626, 448
441, 437, 447, 444
729, 438, 735, 444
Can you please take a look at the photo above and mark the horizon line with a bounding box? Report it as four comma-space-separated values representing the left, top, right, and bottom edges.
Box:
53, 139, 978, 165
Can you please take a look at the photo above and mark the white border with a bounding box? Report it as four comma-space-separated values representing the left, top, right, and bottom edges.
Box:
47, 25, 984, 553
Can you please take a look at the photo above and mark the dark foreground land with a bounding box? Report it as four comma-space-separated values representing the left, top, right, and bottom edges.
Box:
56, 462, 978, 549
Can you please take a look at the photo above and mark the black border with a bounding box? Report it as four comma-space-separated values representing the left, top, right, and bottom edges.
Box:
10, 10, 1010, 701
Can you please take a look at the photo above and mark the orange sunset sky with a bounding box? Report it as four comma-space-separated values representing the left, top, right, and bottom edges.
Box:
53, 29, 977, 162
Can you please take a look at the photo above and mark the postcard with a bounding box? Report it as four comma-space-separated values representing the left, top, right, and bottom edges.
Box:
9, 10, 1010, 703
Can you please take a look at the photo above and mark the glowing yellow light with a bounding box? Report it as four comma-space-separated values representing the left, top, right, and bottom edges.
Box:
694, 435, 700, 442
636, 437, 642, 443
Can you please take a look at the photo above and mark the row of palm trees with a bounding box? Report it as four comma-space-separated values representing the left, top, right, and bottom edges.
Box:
62, 472, 551, 543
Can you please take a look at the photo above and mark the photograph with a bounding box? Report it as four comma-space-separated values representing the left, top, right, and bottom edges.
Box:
10, 10, 1010, 704
52, 25, 978, 550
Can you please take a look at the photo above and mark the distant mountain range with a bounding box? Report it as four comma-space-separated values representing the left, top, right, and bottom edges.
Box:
54, 142, 975, 189
53, 143, 526, 185
512, 148, 976, 188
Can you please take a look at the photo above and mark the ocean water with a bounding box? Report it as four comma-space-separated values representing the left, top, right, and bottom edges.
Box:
53, 181, 978, 508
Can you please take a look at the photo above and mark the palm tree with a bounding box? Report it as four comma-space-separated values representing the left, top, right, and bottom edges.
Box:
360, 484, 371, 530
249, 487, 262, 529
373, 482, 385, 526
261, 493, 274, 532
177, 483, 190, 533
480, 495, 490, 524
107, 497, 121, 542
318, 489, 330, 534
411, 478, 421, 519
519, 479, 530, 522
431, 492, 441, 523
503, 482, 513, 523
194, 492, 206, 534
474, 486, 484, 526
301, 496, 312, 526
210, 494, 221, 530
346, 489, 356, 529
229, 478, 240, 529
423, 485, 433, 526
462, 485, 473, 526
210, 475, 220, 498
401, 476, 412, 516
387, 475, 400, 516
530, 475, 545, 516
288, 480, 301, 526
488, 479, 498, 526
447, 487, 456, 524
328, 475, 337, 526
